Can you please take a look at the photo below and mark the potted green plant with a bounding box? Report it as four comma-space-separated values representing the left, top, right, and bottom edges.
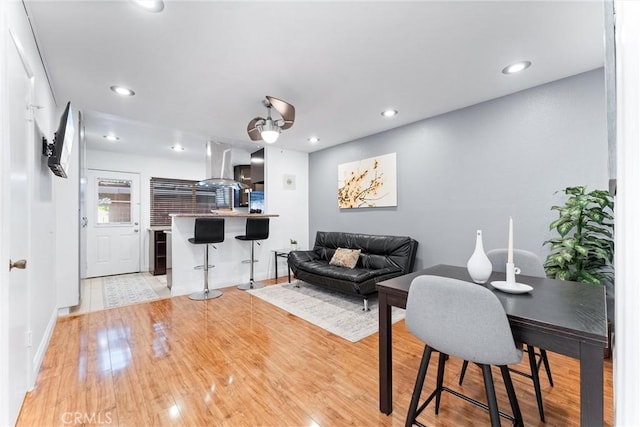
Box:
544, 186, 614, 285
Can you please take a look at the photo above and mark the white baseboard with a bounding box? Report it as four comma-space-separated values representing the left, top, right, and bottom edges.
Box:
29, 309, 57, 390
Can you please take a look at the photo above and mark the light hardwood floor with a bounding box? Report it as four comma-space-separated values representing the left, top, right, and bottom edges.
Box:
71, 273, 172, 315
18, 278, 613, 426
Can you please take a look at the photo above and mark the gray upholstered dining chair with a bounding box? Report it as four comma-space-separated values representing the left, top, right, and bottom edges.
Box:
405, 275, 524, 427
459, 248, 553, 422
486, 248, 546, 277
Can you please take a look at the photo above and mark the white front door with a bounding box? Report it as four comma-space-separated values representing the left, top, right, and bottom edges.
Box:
86, 169, 141, 277
1, 26, 33, 425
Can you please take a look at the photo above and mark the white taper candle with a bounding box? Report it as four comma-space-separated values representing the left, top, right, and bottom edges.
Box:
508, 217, 514, 264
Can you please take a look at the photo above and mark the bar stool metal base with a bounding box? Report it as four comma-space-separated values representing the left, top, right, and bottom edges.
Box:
237, 281, 265, 290
189, 289, 223, 300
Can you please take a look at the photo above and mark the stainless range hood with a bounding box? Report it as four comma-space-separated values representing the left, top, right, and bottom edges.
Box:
196, 141, 249, 190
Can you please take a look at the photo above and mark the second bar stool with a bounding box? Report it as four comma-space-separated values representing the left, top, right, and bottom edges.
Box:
188, 218, 225, 300
235, 217, 269, 290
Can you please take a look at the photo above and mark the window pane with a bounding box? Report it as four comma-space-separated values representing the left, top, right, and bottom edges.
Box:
97, 179, 132, 224
150, 177, 220, 226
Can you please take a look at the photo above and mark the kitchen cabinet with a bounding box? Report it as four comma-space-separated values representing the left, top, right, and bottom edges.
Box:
234, 164, 251, 207
251, 148, 264, 184
149, 229, 167, 275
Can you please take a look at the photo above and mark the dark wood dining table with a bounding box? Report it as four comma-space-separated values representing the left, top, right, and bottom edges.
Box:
377, 264, 608, 427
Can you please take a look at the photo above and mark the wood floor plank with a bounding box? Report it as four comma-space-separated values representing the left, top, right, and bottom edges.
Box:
17, 279, 613, 426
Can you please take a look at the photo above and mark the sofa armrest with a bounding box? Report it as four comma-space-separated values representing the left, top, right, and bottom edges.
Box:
288, 250, 321, 277
288, 250, 319, 264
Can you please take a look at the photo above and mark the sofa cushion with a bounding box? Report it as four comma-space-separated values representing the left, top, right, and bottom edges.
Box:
329, 248, 361, 269
295, 259, 401, 284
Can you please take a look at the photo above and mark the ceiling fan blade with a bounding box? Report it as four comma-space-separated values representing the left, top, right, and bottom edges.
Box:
247, 117, 265, 141
266, 96, 295, 129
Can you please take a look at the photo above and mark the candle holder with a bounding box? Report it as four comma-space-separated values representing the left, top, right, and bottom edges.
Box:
505, 262, 521, 284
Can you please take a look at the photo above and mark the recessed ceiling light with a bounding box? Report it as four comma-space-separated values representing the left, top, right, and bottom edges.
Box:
171, 144, 185, 152
502, 61, 532, 75
110, 85, 135, 96
132, 0, 164, 12
103, 134, 120, 141
381, 109, 398, 118
308, 136, 320, 143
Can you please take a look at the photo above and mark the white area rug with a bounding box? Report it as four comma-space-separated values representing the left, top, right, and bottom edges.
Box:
102, 274, 160, 308
248, 281, 405, 342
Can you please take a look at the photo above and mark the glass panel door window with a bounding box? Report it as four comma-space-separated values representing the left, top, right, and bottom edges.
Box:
97, 179, 132, 224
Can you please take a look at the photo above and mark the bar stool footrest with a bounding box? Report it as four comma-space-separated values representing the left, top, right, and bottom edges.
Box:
194, 264, 215, 270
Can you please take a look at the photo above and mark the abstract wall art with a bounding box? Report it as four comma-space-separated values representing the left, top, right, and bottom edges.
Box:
337, 152, 397, 208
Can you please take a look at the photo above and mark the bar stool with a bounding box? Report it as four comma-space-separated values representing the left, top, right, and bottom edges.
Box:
188, 218, 225, 300
235, 217, 269, 290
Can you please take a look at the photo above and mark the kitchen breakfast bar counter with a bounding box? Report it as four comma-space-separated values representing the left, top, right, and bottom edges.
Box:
170, 213, 279, 296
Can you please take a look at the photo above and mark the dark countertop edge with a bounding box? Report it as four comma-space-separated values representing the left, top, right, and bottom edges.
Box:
170, 213, 279, 218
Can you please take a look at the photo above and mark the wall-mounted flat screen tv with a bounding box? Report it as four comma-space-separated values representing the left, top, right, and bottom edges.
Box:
48, 101, 74, 178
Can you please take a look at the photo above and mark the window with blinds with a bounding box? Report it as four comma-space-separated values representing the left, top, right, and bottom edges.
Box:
150, 177, 227, 226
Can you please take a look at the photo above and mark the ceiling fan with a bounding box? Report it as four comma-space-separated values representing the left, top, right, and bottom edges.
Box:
247, 96, 295, 144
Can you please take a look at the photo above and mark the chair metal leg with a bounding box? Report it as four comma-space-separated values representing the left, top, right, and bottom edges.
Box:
481, 364, 501, 427
459, 360, 469, 385
190, 244, 222, 300
405, 345, 433, 427
500, 365, 524, 427
527, 344, 546, 421
540, 348, 554, 386
434, 352, 446, 414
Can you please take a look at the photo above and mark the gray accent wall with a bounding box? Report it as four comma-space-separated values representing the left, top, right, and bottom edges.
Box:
309, 69, 608, 271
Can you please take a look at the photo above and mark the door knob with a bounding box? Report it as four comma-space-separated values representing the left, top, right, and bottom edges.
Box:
9, 259, 27, 271
134, 229, 139, 233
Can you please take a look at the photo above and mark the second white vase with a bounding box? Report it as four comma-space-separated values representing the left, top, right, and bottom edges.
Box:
467, 229, 493, 284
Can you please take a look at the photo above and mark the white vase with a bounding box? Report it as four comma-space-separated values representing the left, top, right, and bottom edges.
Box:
466, 230, 492, 284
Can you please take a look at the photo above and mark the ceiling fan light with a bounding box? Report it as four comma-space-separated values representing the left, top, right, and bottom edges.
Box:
258, 118, 281, 143
261, 129, 280, 144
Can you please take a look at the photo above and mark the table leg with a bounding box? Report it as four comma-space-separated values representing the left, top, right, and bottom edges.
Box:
580, 342, 604, 426
274, 252, 278, 280
379, 291, 393, 414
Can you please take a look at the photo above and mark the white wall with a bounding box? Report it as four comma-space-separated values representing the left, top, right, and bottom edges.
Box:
54, 105, 80, 309
86, 149, 205, 272
265, 146, 309, 275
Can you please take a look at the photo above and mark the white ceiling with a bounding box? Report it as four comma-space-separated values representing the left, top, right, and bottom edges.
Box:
24, 1, 605, 162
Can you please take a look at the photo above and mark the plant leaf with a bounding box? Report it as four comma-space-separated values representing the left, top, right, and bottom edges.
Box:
557, 221, 575, 237
576, 270, 601, 285
565, 186, 585, 196
574, 244, 589, 257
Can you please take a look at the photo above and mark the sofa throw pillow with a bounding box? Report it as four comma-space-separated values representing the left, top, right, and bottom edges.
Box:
329, 248, 361, 269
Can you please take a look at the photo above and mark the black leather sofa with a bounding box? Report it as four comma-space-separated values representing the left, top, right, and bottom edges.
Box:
288, 231, 418, 310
